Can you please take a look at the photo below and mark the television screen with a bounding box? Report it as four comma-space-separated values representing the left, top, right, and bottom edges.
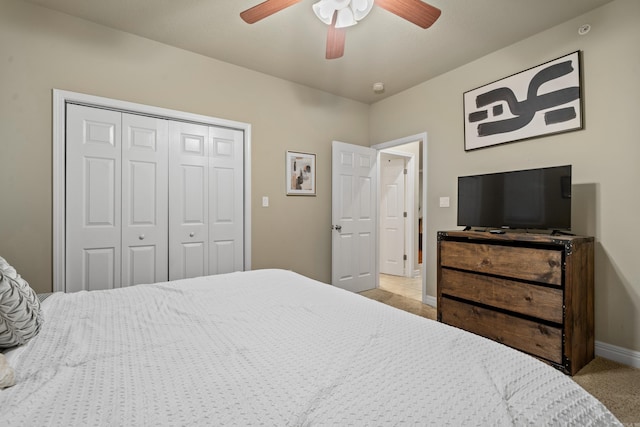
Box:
457, 165, 571, 230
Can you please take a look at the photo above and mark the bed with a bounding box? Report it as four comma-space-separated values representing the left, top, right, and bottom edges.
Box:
0, 268, 621, 426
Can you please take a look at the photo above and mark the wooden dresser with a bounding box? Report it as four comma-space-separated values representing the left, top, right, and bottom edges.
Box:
436, 230, 594, 375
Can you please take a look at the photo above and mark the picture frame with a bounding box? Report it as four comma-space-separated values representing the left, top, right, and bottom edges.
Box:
463, 51, 582, 151
286, 151, 316, 196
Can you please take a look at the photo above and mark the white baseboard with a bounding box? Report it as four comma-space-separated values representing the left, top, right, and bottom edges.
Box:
423, 295, 437, 308
595, 340, 640, 369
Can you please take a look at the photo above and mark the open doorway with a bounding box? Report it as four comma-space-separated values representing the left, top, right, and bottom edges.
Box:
373, 134, 426, 303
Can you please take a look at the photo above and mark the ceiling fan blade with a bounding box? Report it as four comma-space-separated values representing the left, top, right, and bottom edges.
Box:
375, 0, 441, 29
240, 0, 302, 24
326, 12, 346, 59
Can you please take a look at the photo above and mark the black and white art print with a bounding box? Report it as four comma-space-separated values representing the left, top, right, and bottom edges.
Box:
463, 51, 582, 151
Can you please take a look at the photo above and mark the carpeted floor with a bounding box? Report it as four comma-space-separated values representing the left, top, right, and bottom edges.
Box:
359, 288, 640, 425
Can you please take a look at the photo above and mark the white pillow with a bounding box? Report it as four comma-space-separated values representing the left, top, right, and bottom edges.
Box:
0, 256, 43, 349
0, 353, 15, 389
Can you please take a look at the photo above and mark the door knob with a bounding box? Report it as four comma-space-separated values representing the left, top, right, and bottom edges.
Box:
332, 225, 342, 231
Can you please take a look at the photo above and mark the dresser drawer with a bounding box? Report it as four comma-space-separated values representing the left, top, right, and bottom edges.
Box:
440, 241, 563, 286
440, 269, 564, 323
440, 298, 563, 364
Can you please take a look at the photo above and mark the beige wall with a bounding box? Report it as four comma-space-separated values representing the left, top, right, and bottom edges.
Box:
370, 0, 640, 353
0, 0, 369, 291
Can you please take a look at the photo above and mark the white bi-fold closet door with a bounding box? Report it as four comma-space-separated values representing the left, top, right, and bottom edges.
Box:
168, 120, 244, 281
65, 104, 244, 292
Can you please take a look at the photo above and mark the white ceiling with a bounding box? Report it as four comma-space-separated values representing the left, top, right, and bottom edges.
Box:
21, 0, 614, 103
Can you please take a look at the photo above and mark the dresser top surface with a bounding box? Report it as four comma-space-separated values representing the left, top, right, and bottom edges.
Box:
438, 230, 594, 245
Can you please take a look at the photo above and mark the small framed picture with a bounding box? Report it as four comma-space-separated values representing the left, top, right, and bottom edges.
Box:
286, 151, 316, 196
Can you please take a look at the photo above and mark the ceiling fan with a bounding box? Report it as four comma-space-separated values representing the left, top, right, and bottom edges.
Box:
240, 0, 441, 59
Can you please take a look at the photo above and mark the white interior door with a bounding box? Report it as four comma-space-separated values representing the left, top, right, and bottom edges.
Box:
56, 90, 251, 293
66, 104, 122, 292
67, 106, 170, 291
121, 113, 169, 286
208, 126, 244, 274
169, 121, 210, 280
331, 141, 377, 292
380, 155, 406, 276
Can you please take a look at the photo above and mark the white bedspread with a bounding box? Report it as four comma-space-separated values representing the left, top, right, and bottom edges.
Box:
0, 269, 620, 426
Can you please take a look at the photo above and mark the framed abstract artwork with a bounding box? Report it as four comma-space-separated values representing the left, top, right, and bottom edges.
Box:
463, 51, 582, 151
286, 151, 316, 196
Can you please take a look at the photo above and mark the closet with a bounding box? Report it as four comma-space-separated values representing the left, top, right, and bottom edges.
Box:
65, 104, 244, 292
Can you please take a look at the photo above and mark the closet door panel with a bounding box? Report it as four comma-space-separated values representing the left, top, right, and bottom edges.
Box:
182, 242, 206, 278
84, 248, 117, 291
85, 157, 117, 226
169, 121, 209, 280
66, 104, 122, 292
209, 127, 244, 274
127, 246, 157, 285
182, 165, 206, 222
211, 241, 236, 275
121, 113, 169, 286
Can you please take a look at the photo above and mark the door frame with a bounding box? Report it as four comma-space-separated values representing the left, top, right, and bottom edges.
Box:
52, 89, 252, 292
372, 132, 429, 305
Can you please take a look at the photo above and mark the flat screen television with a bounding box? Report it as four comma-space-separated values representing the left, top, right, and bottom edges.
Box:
457, 165, 571, 231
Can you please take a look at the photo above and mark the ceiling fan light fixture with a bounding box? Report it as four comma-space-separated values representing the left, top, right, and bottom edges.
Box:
335, 8, 356, 28
313, 0, 374, 28
351, 0, 375, 21
312, 2, 333, 25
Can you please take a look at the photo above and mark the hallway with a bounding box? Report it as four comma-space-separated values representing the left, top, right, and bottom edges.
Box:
379, 273, 422, 302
